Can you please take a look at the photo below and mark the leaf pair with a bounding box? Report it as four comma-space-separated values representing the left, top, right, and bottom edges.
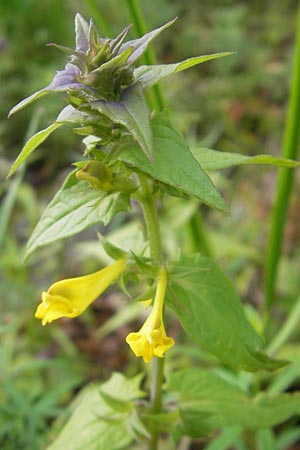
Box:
47, 369, 300, 449
23, 111, 226, 259
22, 110, 300, 259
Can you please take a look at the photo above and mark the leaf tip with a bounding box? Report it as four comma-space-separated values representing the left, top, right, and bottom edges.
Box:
6, 163, 17, 179
7, 107, 16, 118
169, 17, 178, 26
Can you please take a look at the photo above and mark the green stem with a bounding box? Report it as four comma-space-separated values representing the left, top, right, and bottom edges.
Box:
264, 3, 300, 316
138, 175, 163, 264
150, 357, 164, 412
149, 357, 165, 450
126, 0, 213, 260
137, 175, 164, 450
126, 0, 165, 112
84, 0, 113, 36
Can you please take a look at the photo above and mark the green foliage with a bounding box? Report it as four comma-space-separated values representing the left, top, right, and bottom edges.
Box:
0, 318, 85, 450
25, 172, 133, 259
166, 254, 285, 372
7, 123, 63, 177
91, 84, 154, 159
118, 112, 227, 211
47, 373, 146, 450
134, 52, 234, 88
3, 3, 300, 450
192, 147, 300, 171
168, 368, 300, 437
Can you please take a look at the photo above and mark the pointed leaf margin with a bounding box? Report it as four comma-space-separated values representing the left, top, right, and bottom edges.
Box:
120, 18, 177, 64
166, 254, 287, 372
192, 147, 300, 171
25, 172, 132, 259
117, 111, 227, 212
134, 52, 234, 88
7, 122, 63, 178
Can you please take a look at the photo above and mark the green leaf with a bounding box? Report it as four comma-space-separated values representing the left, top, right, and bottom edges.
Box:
99, 390, 132, 413
8, 64, 82, 117
56, 105, 91, 124
25, 172, 132, 259
120, 18, 177, 64
7, 122, 62, 177
192, 147, 300, 171
91, 84, 153, 160
166, 254, 286, 371
127, 409, 150, 440
203, 427, 242, 450
101, 372, 145, 401
257, 429, 275, 450
118, 112, 227, 212
8, 89, 50, 117
168, 368, 300, 437
48, 372, 144, 450
92, 46, 133, 75
134, 52, 234, 88
276, 427, 300, 450
267, 359, 300, 395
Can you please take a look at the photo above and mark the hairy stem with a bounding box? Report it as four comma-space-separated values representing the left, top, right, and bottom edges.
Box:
138, 175, 163, 264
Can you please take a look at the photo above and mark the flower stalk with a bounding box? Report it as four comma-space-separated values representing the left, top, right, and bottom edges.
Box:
136, 175, 168, 450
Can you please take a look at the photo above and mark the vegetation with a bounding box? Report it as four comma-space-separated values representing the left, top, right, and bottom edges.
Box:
1, 1, 300, 449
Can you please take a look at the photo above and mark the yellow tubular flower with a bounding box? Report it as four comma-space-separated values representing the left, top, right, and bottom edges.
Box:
126, 268, 174, 363
35, 259, 126, 325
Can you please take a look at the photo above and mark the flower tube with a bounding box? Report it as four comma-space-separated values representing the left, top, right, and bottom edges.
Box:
126, 268, 174, 363
35, 259, 126, 325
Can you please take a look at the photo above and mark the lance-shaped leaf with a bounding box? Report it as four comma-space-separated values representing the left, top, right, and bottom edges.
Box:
8, 64, 83, 117
8, 105, 103, 178
134, 52, 233, 88
166, 254, 286, 372
119, 18, 177, 64
118, 111, 227, 212
7, 122, 63, 177
91, 84, 153, 159
192, 147, 300, 171
25, 172, 132, 259
168, 368, 300, 437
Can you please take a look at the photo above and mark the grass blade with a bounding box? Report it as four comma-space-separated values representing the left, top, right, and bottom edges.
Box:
264, 4, 300, 314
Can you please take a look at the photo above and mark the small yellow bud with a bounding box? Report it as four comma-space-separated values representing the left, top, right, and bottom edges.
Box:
76, 161, 113, 191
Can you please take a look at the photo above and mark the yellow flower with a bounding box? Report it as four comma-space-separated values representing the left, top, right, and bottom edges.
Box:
126, 268, 174, 363
35, 259, 126, 325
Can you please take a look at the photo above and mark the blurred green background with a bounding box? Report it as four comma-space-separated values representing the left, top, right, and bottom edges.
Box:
1, 0, 299, 449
